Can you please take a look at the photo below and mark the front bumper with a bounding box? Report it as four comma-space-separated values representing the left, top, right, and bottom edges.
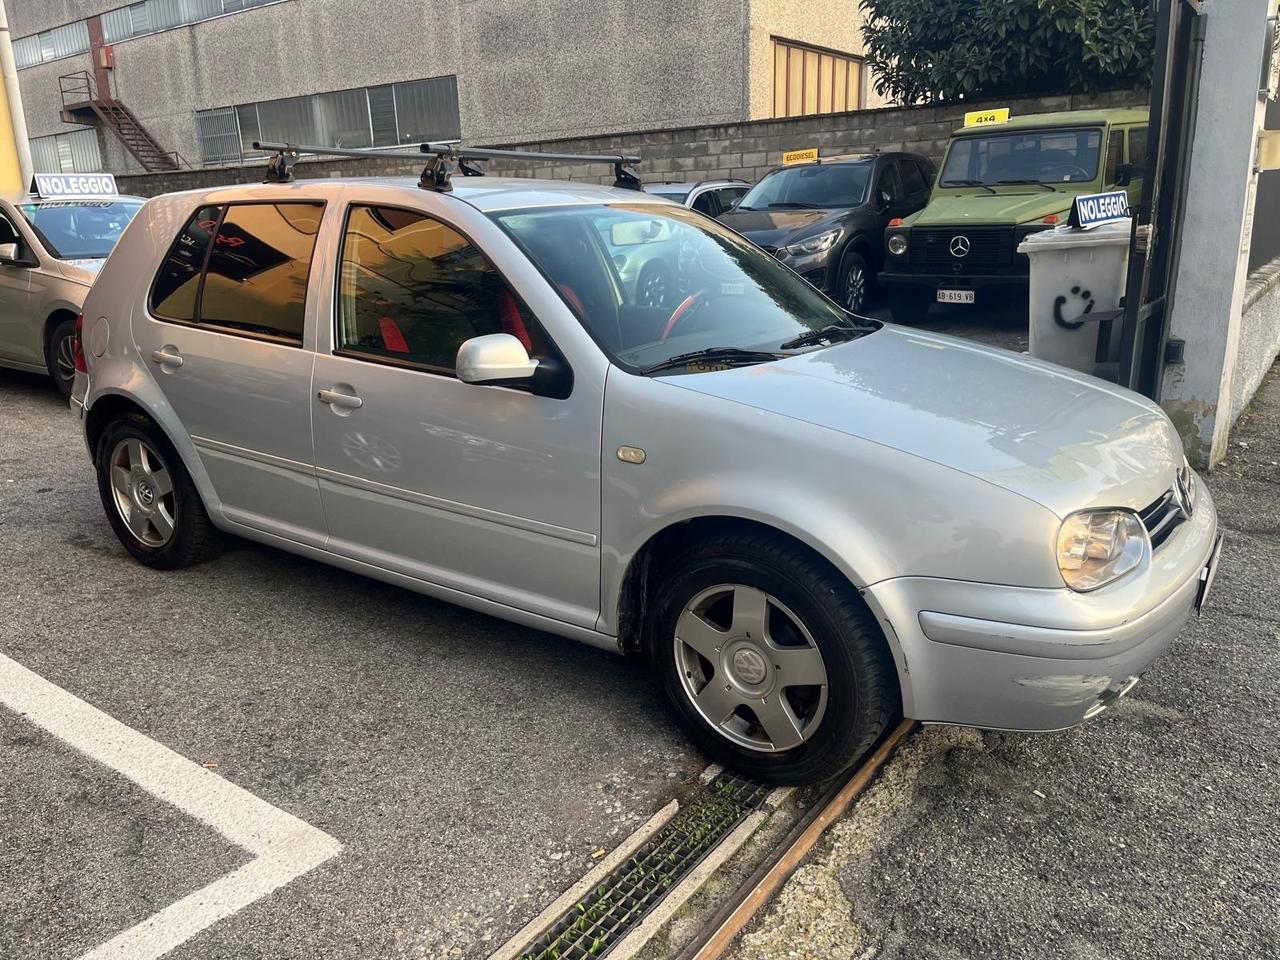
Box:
863, 482, 1220, 731
880, 269, 1029, 293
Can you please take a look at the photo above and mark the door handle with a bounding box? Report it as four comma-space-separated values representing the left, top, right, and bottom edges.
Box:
317, 388, 363, 410
151, 347, 183, 368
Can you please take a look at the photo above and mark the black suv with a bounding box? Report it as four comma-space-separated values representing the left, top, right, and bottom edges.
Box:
716, 152, 935, 314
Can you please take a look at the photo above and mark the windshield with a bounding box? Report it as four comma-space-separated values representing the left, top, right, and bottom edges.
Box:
489, 203, 867, 374
645, 187, 690, 203
737, 163, 870, 210
16, 199, 142, 259
940, 128, 1103, 187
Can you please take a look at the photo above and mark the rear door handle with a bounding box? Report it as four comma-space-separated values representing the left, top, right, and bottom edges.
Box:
151, 347, 183, 368
317, 388, 363, 410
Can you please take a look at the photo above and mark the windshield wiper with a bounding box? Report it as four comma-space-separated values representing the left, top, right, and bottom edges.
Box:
940, 179, 997, 195
767, 201, 820, 209
995, 179, 1057, 192
640, 347, 782, 376
778, 323, 872, 351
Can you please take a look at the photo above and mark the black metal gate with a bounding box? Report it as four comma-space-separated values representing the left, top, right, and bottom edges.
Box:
1108, 0, 1207, 399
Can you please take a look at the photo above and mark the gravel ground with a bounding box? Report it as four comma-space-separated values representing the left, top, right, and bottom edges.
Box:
735, 361, 1280, 960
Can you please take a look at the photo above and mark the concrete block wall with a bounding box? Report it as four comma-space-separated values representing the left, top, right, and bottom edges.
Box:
115, 88, 1148, 198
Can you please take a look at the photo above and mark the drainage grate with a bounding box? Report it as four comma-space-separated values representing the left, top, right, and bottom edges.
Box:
518, 773, 771, 960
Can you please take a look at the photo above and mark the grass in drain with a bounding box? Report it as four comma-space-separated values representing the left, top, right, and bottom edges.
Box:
521, 774, 770, 960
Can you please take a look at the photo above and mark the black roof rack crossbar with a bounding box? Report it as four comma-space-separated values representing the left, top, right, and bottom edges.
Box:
253, 140, 642, 192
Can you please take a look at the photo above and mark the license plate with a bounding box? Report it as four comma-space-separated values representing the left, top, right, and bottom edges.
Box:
1195, 534, 1225, 616
936, 289, 975, 304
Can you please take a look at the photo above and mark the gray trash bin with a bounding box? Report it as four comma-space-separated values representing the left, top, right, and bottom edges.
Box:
1017, 220, 1132, 374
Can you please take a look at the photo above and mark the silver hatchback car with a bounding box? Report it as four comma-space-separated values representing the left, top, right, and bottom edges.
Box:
74, 174, 1221, 784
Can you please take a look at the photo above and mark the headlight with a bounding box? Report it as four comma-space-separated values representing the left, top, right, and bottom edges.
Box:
887, 233, 909, 257
1056, 509, 1147, 591
784, 228, 840, 257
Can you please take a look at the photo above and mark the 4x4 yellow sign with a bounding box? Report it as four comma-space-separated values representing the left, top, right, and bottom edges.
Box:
963, 108, 1010, 128
782, 148, 819, 165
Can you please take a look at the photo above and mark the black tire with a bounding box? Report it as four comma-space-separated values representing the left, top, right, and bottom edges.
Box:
636, 260, 674, 309
46, 316, 77, 399
647, 530, 899, 785
95, 413, 222, 570
838, 250, 872, 315
886, 287, 934, 324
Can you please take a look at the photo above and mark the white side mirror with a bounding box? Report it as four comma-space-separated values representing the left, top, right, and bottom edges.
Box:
457, 333, 539, 385
0, 243, 18, 263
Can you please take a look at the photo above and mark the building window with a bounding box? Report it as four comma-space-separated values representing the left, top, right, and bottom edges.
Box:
772, 39, 862, 119
194, 77, 461, 165
30, 130, 104, 174
12, 21, 90, 69
16, 0, 283, 67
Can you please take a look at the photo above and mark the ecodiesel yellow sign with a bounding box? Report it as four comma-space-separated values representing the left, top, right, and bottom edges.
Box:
782, 147, 819, 165
963, 108, 1011, 128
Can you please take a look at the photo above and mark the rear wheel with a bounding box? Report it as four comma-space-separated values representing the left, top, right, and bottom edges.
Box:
648, 531, 898, 784
95, 414, 221, 569
886, 287, 934, 324
46, 317, 77, 399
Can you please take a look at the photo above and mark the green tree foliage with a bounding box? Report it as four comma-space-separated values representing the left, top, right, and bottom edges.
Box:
859, 0, 1154, 103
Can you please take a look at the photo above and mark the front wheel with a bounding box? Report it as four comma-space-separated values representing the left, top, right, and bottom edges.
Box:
648, 531, 899, 784
838, 251, 872, 315
95, 414, 222, 569
886, 287, 934, 324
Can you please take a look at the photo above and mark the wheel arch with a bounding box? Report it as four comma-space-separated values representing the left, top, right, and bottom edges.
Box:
613, 513, 911, 709
83, 389, 225, 520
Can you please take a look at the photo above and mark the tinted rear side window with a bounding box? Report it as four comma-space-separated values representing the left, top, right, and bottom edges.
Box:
199, 203, 323, 343
150, 205, 221, 322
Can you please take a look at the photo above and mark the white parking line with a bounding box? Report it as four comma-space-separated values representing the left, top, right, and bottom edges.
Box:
0, 652, 341, 960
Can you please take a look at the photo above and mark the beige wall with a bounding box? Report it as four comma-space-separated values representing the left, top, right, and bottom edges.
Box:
745, 0, 892, 121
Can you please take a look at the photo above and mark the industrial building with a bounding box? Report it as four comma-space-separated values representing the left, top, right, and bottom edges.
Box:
5, 0, 883, 175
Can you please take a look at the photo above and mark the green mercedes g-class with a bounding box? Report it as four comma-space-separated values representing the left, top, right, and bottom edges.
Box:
881, 107, 1148, 322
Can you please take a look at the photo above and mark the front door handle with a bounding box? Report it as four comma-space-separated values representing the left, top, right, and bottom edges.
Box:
317, 387, 363, 410
151, 347, 183, 368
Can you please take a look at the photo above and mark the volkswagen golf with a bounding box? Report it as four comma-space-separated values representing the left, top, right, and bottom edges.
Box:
72, 166, 1221, 784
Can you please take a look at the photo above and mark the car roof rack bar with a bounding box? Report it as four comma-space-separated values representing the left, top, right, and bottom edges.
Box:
253, 140, 642, 192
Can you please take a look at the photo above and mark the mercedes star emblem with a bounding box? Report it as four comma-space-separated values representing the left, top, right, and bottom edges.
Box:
950, 235, 971, 258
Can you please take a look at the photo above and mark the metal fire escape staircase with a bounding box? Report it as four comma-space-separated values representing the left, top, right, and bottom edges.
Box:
58, 71, 188, 173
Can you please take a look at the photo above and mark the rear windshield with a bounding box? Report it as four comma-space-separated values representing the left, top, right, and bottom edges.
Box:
737, 163, 871, 210
940, 128, 1103, 187
646, 188, 690, 203
16, 199, 143, 259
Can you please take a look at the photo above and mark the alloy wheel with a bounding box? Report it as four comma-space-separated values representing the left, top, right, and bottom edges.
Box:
639, 268, 670, 308
108, 437, 177, 547
844, 263, 867, 313
674, 584, 829, 753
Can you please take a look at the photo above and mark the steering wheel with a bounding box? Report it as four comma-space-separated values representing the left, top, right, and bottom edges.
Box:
1047, 164, 1091, 182
660, 290, 710, 341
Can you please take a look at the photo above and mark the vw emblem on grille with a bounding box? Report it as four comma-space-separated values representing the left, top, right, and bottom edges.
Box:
949, 235, 971, 258
1173, 467, 1195, 520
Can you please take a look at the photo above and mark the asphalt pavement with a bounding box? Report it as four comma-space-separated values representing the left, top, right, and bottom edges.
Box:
735, 361, 1280, 960
0, 367, 705, 960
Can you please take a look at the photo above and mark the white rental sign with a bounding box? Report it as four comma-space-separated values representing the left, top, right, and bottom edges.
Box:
33, 173, 119, 199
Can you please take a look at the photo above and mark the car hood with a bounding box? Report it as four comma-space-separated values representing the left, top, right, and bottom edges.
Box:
665, 325, 1180, 518
717, 208, 838, 248
908, 190, 1073, 226
56, 258, 104, 285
